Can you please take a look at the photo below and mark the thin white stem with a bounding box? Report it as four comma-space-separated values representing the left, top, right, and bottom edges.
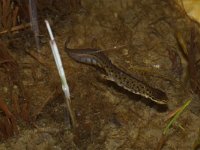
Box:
45, 20, 76, 128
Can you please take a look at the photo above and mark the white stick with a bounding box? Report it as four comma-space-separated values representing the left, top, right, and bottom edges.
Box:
45, 20, 76, 127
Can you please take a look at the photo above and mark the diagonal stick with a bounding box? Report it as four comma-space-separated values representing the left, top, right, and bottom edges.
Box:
45, 20, 76, 128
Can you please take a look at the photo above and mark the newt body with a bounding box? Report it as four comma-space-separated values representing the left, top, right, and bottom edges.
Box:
65, 41, 168, 104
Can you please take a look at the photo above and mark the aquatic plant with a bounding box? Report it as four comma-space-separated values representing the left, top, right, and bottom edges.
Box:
163, 99, 191, 135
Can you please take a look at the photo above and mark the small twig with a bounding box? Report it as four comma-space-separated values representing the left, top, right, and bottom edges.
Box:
0, 23, 30, 34
164, 106, 182, 122
12, 6, 19, 27
157, 134, 168, 150
29, 0, 40, 51
25, 50, 50, 67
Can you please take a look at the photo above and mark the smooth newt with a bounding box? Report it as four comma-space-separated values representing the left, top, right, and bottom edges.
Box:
64, 40, 168, 104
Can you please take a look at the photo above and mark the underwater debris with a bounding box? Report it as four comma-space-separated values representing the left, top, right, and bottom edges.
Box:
0, 0, 18, 31
0, 98, 18, 139
0, 41, 29, 139
29, 0, 40, 51
176, 27, 200, 96
0, 0, 29, 34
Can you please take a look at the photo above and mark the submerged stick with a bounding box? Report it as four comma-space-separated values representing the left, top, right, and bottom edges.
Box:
0, 23, 30, 34
29, 0, 40, 51
45, 20, 76, 128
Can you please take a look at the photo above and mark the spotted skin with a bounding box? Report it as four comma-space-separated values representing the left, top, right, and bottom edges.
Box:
64, 41, 168, 104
